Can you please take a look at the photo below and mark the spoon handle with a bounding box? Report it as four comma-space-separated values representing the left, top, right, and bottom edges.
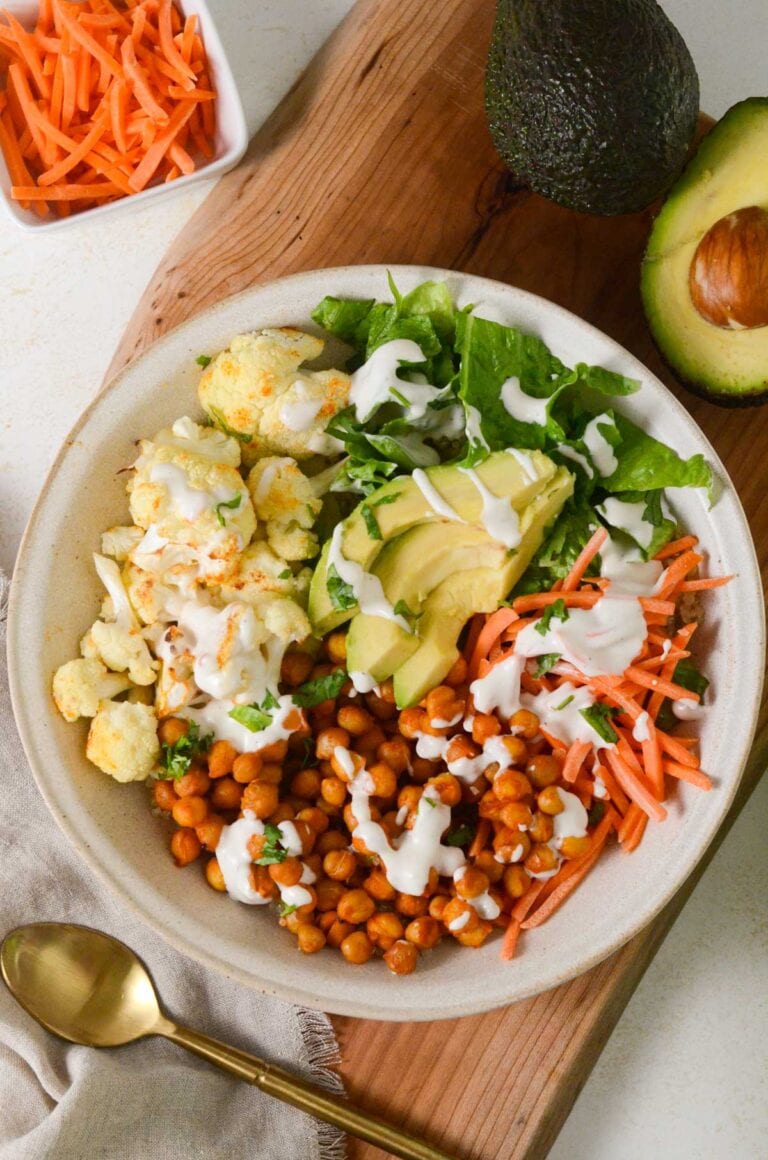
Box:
165, 1023, 458, 1160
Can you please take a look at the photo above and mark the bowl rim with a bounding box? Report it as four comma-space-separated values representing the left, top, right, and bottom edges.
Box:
8, 264, 765, 1020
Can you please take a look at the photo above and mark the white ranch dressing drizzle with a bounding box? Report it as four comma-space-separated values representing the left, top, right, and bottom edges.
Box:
327, 523, 410, 631
348, 670, 378, 695
411, 468, 466, 523
280, 383, 325, 432
672, 698, 706, 721
215, 811, 267, 905
458, 467, 522, 549
448, 911, 471, 932
349, 339, 427, 422
453, 867, 501, 920
597, 497, 657, 551
187, 693, 298, 755
506, 448, 539, 483
516, 593, 649, 678
333, 745, 357, 779
470, 652, 526, 719
582, 413, 618, 477
499, 376, 549, 426
348, 778, 464, 895
149, 461, 240, 525
252, 457, 294, 505
528, 788, 589, 880
556, 443, 594, 478
521, 683, 609, 749
464, 405, 490, 454
276, 821, 304, 856
413, 730, 516, 784
175, 601, 278, 702
632, 710, 652, 743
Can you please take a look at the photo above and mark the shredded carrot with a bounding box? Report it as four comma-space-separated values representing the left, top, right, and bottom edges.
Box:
512, 590, 599, 613
624, 666, 701, 702
604, 749, 667, 823
677, 576, 734, 591
500, 918, 522, 961
0, 0, 217, 215
654, 535, 699, 560
522, 814, 613, 928
562, 738, 592, 784
663, 761, 713, 791
656, 550, 704, 599
468, 608, 519, 679
562, 526, 607, 591
469, 819, 490, 860
622, 810, 648, 853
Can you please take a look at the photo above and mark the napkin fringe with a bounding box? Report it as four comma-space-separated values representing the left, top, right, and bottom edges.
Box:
295, 1006, 347, 1160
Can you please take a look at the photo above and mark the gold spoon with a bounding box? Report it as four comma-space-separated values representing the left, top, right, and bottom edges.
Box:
2, 922, 457, 1160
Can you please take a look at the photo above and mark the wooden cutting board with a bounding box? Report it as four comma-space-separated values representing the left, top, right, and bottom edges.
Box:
108, 1, 768, 1156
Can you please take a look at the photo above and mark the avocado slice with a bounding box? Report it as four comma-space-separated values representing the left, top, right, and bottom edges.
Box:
485, 0, 699, 216
393, 468, 574, 707
345, 523, 509, 681
642, 99, 768, 404
308, 450, 557, 635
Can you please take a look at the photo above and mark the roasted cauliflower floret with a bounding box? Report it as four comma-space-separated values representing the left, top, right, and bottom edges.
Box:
84, 555, 159, 686
198, 328, 350, 462
216, 542, 300, 606
247, 457, 321, 562
101, 525, 144, 561
127, 418, 256, 584
52, 659, 134, 722
263, 598, 311, 643
86, 700, 160, 783
154, 623, 197, 719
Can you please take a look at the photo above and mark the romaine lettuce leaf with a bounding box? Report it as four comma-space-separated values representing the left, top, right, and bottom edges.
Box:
310, 296, 374, 344
513, 498, 598, 593
597, 489, 676, 558
602, 414, 713, 496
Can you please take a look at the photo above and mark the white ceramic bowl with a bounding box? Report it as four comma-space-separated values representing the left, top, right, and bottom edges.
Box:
0, 1, 247, 233
8, 266, 764, 1020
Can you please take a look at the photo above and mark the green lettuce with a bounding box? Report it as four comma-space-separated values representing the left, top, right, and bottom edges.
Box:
602, 414, 713, 497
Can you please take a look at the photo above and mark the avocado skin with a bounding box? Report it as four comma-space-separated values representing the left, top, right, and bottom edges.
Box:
485, 0, 700, 216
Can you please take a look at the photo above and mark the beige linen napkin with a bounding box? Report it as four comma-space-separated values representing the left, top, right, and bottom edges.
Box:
0, 572, 346, 1160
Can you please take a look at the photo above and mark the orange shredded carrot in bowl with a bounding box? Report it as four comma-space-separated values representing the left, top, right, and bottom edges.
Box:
0, 0, 217, 218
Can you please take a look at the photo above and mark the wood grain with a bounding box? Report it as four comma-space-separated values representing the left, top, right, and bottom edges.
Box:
107, 1, 768, 1157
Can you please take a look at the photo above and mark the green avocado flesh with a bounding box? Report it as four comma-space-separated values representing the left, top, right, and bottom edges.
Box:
308, 450, 557, 635
642, 99, 768, 404
392, 470, 574, 707
484, 0, 699, 216
345, 524, 508, 682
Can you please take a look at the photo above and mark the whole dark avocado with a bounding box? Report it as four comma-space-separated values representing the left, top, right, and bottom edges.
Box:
485, 0, 700, 216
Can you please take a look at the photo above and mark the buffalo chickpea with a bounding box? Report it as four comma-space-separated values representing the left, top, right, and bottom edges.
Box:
503, 865, 531, 899
250, 865, 278, 901
405, 916, 441, 950
205, 856, 226, 891
158, 717, 188, 746
428, 894, 450, 922
321, 775, 347, 807
316, 829, 348, 855
561, 835, 592, 860
315, 878, 346, 912
297, 923, 326, 954
288, 819, 315, 855
366, 694, 397, 722
268, 803, 295, 825
336, 705, 372, 735
153, 780, 178, 812
397, 784, 422, 825
259, 739, 289, 763
268, 857, 303, 887
509, 709, 539, 739
377, 680, 396, 704
295, 806, 329, 835
176, 768, 210, 798
426, 773, 461, 807
323, 630, 346, 664
410, 758, 435, 784
281, 650, 314, 687
456, 920, 493, 948
210, 777, 242, 812
496, 832, 531, 864
340, 931, 374, 965
290, 768, 322, 798
354, 726, 386, 758
317, 911, 338, 934
444, 654, 468, 687
537, 786, 565, 815
499, 802, 534, 830
207, 739, 237, 779
195, 815, 224, 851
472, 713, 501, 745
525, 843, 559, 875
498, 735, 527, 765
240, 781, 279, 819
442, 897, 479, 934
395, 892, 430, 918
478, 791, 504, 820
376, 736, 411, 774
526, 753, 562, 789
398, 707, 426, 739
331, 747, 364, 782
494, 769, 533, 802
384, 939, 418, 975
337, 889, 376, 925
528, 810, 554, 843
258, 763, 284, 786
326, 919, 354, 949
232, 752, 263, 784
172, 795, 207, 829
445, 735, 477, 764
367, 911, 404, 951
454, 866, 490, 900
473, 850, 505, 884
323, 849, 357, 881
170, 827, 200, 866
363, 869, 396, 903
367, 762, 398, 799
304, 853, 323, 879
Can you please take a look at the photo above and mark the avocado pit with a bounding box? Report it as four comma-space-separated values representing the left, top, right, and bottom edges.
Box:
689, 206, 768, 330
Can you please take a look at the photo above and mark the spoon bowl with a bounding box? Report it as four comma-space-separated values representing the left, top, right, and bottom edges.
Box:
1, 922, 163, 1047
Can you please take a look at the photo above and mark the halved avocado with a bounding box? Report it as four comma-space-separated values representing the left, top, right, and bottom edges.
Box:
641, 98, 768, 405
308, 450, 557, 634
392, 467, 574, 707
345, 523, 509, 681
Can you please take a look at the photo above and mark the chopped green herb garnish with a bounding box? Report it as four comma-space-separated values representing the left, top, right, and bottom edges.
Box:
656, 658, 709, 730
587, 801, 606, 827
389, 386, 411, 407
535, 599, 569, 636
361, 503, 383, 540
293, 669, 347, 708
279, 902, 298, 917
256, 823, 288, 866
228, 691, 280, 734
445, 823, 475, 848
423, 794, 438, 809
278, 569, 292, 580
554, 694, 574, 711
214, 492, 242, 527
534, 653, 561, 678
157, 720, 213, 780
394, 598, 419, 628
327, 564, 357, 612
262, 690, 280, 712
207, 406, 251, 444
196, 354, 212, 368
371, 492, 401, 507
580, 703, 619, 744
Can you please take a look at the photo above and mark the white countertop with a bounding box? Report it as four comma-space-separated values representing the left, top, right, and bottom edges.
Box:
1, 2, 766, 1157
